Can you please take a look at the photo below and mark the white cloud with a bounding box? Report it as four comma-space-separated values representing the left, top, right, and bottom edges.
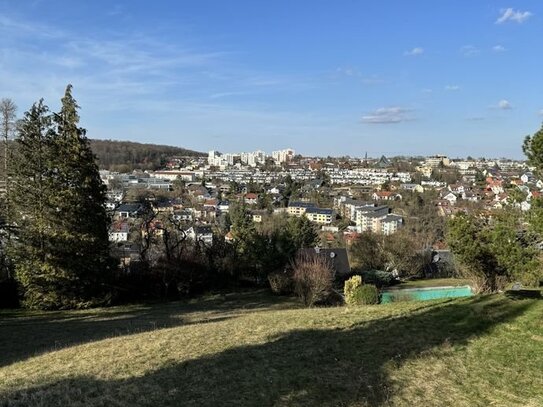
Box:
539, 109, 543, 116
335, 67, 385, 84
492, 45, 507, 52
496, 8, 532, 24
404, 47, 424, 56
361, 107, 413, 124
497, 100, 512, 110
445, 85, 460, 91
336, 66, 360, 77
460, 45, 479, 57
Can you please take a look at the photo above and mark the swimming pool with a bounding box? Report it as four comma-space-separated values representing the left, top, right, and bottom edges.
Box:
380, 285, 473, 303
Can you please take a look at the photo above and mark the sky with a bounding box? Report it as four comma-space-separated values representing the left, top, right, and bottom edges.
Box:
0, 1, 542, 158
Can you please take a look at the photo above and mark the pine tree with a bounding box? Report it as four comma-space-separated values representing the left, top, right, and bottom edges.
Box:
10, 87, 113, 309
49, 85, 114, 307
8, 100, 62, 309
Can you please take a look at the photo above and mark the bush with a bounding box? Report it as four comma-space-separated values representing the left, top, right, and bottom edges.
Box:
344, 276, 379, 305
344, 275, 363, 305
359, 270, 396, 288
268, 270, 293, 295
292, 253, 334, 307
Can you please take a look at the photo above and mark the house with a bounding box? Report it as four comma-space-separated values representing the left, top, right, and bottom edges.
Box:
442, 192, 457, 205
400, 183, 424, 193
448, 183, 469, 195
185, 225, 213, 246
217, 200, 231, 213
250, 210, 267, 223
141, 220, 164, 238
188, 185, 211, 201
109, 222, 129, 242
520, 201, 531, 212
372, 191, 402, 201
343, 231, 361, 246
297, 247, 351, 277
244, 193, 259, 205
486, 178, 504, 195
115, 203, 144, 218
172, 209, 193, 222
154, 200, 176, 213
521, 172, 534, 184
203, 199, 219, 210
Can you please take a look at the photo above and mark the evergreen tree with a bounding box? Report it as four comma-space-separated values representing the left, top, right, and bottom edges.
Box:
9, 100, 61, 309
287, 216, 319, 249
10, 87, 113, 309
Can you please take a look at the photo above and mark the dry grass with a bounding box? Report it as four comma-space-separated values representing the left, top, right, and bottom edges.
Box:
0, 290, 542, 406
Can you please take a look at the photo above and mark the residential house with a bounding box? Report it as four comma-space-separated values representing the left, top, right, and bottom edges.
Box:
250, 210, 267, 223
185, 225, 214, 246
172, 209, 193, 222
400, 183, 424, 193
244, 193, 259, 205
109, 222, 129, 242
217, 200, 231, 213
372, 191, 402, 201
442, 192, 457, 205
115, 203, 144, 219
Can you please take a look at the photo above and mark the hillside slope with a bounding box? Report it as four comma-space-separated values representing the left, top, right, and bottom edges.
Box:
89, 139, 205, 172
0, 292, 542, 406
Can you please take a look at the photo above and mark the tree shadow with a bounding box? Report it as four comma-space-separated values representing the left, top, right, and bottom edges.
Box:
0, 289, 297, 368
1, 295, 535, 406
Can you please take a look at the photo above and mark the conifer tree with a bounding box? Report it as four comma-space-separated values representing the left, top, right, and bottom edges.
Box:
8, 100, 61, 309
10, 86, 113, 309
49, 85, 114, 307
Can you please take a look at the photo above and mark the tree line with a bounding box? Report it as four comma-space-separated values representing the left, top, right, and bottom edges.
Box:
90, 139, 205, 172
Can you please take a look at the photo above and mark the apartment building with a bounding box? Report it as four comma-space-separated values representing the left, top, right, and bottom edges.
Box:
305, 207, 334, 224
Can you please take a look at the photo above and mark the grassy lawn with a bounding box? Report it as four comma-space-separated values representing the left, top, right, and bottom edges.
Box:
1, 290, 542, 406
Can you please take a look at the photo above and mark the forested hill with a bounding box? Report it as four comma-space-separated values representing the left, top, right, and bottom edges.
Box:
89, 139, 205, 172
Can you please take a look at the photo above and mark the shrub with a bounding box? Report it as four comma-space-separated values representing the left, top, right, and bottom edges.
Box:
268, 270, 293, 295
344, 275, 363, 305
357, 284, 380, 305
359, 270, 396, 288
292, 253, 334, 307
344, 276, 379, 305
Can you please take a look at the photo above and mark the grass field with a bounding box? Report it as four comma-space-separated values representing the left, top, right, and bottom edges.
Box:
1, 290, 542, 406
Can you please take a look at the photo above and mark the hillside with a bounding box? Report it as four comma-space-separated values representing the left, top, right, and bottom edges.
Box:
0, 291, 542, 406
89, 139, 206, 172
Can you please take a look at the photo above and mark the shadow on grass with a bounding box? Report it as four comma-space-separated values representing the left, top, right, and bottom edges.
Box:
0, 289, 297, 368
1, 295, 536, 407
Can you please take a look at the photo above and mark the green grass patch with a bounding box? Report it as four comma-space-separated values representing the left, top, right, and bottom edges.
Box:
1, 290, 542, 406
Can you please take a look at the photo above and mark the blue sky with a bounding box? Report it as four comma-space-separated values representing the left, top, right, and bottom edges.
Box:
1, 1, 542, 158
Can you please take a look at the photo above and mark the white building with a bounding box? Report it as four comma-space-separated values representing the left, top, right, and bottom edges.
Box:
272, 148, 295, 164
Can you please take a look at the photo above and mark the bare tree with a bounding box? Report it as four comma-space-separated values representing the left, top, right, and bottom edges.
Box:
0, 98, 16, 192
292, 252, 334, 307
0, 98, 17, 279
